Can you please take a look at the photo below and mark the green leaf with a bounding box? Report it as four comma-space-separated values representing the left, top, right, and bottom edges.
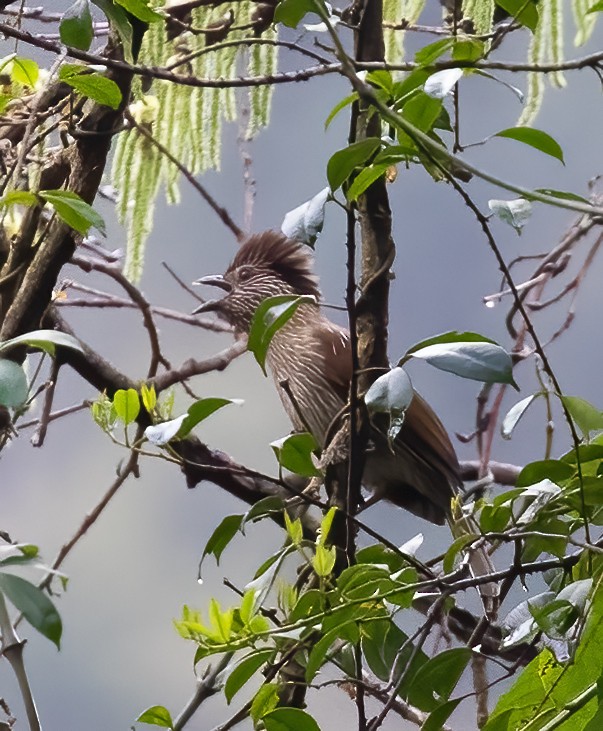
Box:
112, 388, 140, 424
402, 92, 443, 133
178, 397, 243, 439
225, 649, 275, 704
137, 705, 174, 728
495, 0, 539, 31
250, 683, 280, 723
402, 336, 516, 388
0, 573, 62, 648
243, 496, 286, 525
317, 506, 337, 546
501, 394, 539, 439
312, 544, 336, 577
414, 38, 455, 66
422, 699, 461, 731
0, 190, 38, 207
327, 138, 382, 192
115, 0, 163, 22
91, 0, 134, 62
561, 396, 603, 439
11, 58, 39, 87
533, 188, 590, 204
405, 330, 498, 353
0, 359, 28, 409
452, 38, 485, 61
248, 294, 315, 374
587, 1, 603, 11
274, 0, 321, 28
201, 514, 243, 568
516, 459, 575, 487
495, 127, 564, 164
0, 329, 83, 357
264, 708, 321, 731
271, 432, 321, 477
443, 534, 478, 574
40, 189, 106, 235
346, 163, 390, 201
58, 64, 122, 110
406, 648, 472, 711
60, 0, 94, 51
325, 93, 358, 130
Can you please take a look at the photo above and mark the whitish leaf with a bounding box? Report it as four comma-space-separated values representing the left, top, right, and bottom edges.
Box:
281, 187, 330, 245
488, 198, 532, 234
59, 64, 122, 110
144, 415, 187, 446
0, 573, 62, 647
0, 329, 83, 357
424, 68, 463, 99
501, 394, 539, 439
112, 388, 140, 424
137, 705, 174, 728
248, 294, 315, 374
404, 339, 516, 387
40, 189, 106, 235
0, 359, 28, 409
60, 0, 94, 51
365, 367, 414, 443
495, 127, 564, 163
399, 533, 423, 556
272, 432, 320, 477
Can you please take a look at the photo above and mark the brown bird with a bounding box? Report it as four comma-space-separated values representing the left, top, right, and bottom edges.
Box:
193, 230, 463, 524
194, 231, 498, 612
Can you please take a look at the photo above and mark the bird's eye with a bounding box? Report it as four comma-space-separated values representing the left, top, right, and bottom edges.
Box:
238, 266, 253, 281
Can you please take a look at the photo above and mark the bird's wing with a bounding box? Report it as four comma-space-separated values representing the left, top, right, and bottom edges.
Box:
314, 320, 353, 402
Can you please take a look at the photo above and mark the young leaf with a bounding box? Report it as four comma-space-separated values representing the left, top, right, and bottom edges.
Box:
0, 573, 62, 648
317, 506, 337, 547
414, 38, 455, 66
225, 649, 275, 704
281, 187, 330, 245
11, 58, 39, 87
248, 294, 315, 374
271, 432, 321, 477
249, 683, 280, 723
0, 190, 38, 207
312, 544, 336, 577
60, 0, 94, 51
488, 198, 532, 234
501, 394, 539, 439
58, 64, 122, 110
327, 137, 382, 192
137, 705, 174, 729
140, 383, 156, 413
284, 511, 304, 546
0, 359, 28, 409
0, 329, 83, 357
325, 92, 358, 129
263, 707, 321, 731
402, 339, 516, 388
495, 127, 564, 164
112, 388, 140, 424
40, 189, 106, 235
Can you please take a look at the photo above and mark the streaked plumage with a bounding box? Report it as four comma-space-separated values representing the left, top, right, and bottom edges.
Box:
194, 231, 461, 524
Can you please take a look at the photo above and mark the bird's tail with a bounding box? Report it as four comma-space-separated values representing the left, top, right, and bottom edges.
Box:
448, 498, 499, 619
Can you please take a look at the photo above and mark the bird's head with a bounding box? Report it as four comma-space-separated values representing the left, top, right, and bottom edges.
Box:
193, 231, 320, 332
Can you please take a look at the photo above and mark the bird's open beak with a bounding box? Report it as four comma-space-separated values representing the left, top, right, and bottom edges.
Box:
191, 275, 231, 314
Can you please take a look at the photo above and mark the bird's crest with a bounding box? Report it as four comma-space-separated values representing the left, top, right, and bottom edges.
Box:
228, 231, 320, 298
